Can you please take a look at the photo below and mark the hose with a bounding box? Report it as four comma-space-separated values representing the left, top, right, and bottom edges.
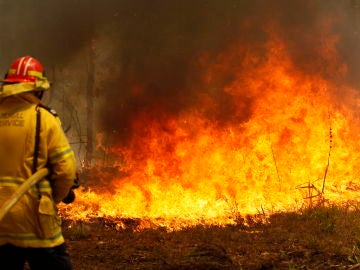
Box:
0, 168, 49, 222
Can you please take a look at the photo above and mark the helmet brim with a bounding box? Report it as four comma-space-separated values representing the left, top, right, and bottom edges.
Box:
1, 78, 35, 83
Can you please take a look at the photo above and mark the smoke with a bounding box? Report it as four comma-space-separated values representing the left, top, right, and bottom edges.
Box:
98, 0, 269, 139
96, 0, 360, 143
0, 1, 91, 68
1, 0, 359, 143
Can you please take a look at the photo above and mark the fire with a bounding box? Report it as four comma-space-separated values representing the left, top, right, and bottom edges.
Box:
60, 24, 360, 230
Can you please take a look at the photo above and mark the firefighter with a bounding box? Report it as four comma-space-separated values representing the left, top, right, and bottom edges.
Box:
0, 56, 76, 269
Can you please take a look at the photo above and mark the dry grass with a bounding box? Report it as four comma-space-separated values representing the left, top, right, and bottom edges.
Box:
63, 203, 360, 269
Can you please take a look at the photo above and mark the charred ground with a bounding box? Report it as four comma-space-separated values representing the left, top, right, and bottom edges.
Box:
63, 205, 360, 269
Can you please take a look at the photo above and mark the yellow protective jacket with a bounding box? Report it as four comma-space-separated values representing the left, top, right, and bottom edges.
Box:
0, 93, 76, 248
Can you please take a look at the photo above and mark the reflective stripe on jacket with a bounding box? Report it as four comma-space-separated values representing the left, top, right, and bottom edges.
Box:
0, 94, 76, 248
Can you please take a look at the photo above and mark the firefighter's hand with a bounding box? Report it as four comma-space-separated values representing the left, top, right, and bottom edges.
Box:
62, 174, 80, 204
62, 189, 76, 204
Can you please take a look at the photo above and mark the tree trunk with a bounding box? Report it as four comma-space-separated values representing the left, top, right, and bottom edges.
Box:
85, 40, 95, 168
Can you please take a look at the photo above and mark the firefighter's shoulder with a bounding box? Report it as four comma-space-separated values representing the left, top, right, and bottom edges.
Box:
38, 104, 59, 118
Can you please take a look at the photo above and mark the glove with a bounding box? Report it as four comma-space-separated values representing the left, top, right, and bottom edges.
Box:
62, 189, 76, 204
61, 174, 80, 204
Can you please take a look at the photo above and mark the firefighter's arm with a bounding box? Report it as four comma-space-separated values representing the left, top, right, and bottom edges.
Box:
43, 109, 76, 203
49, 153, 76, 203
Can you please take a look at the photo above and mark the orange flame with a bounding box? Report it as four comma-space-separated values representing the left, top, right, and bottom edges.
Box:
61, 23, 360, 230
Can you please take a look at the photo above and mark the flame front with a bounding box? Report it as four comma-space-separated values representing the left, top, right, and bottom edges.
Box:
61, 24, 360, 230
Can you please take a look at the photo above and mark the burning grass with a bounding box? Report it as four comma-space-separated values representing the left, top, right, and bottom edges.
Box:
60, 20, 360, 238
58, 14, 360, 269
63, 202, 360, 269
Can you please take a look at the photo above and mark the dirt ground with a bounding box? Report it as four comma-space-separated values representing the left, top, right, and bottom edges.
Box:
62, 208, 360, 270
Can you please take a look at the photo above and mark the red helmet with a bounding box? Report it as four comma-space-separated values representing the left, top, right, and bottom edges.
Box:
3, 56, 44, 83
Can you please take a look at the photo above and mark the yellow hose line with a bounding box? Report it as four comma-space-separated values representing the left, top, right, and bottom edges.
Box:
0, 168, 49, 222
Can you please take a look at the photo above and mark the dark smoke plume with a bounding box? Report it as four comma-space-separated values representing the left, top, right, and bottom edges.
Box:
97, 0, 360, 143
